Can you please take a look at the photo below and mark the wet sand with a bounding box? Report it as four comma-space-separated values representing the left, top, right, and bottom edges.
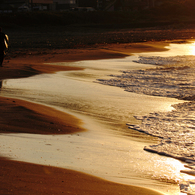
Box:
0, 43, 168, 195
2, 41, 169, 79
0, 156, 163, 195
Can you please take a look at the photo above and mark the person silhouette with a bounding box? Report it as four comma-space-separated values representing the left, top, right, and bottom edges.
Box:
0, 28, 9, 67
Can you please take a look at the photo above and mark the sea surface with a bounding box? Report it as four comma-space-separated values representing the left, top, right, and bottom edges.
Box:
1, 40, 195, 194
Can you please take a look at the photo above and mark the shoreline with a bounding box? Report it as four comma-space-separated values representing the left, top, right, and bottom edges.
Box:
1, 41, 171, 80
0, 42, 171, 195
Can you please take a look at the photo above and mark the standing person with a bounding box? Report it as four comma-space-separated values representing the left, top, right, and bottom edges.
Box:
0, 28, 8, 67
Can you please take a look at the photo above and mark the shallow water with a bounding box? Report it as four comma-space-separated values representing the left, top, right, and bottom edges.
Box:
98, 41, 195, 194
1, 41, 195, 194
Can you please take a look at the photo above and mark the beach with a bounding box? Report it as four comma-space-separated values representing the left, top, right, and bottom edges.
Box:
0, 42, 171, 195
2, 24, 195, 194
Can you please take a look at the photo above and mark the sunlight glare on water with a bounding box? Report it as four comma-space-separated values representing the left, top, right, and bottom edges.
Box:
165, 40, 195, 56
185, 41, 195, 55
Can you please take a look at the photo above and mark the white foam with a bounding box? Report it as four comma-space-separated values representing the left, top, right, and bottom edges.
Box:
98, 55, 195, 194
133, 55, 195, 66
98, 56, 195, 100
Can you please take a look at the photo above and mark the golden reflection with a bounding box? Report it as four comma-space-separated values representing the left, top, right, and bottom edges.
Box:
163, 158, 185, 181
164, 157, 195, 195
163, 157, 195, 182
188, 42, 195, 55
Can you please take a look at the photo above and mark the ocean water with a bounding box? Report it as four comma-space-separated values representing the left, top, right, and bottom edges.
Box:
98, 42, 195, 194
1, 41, 195, 194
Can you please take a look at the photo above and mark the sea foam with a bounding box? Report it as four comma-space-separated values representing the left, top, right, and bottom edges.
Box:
98, 55, 195, 194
